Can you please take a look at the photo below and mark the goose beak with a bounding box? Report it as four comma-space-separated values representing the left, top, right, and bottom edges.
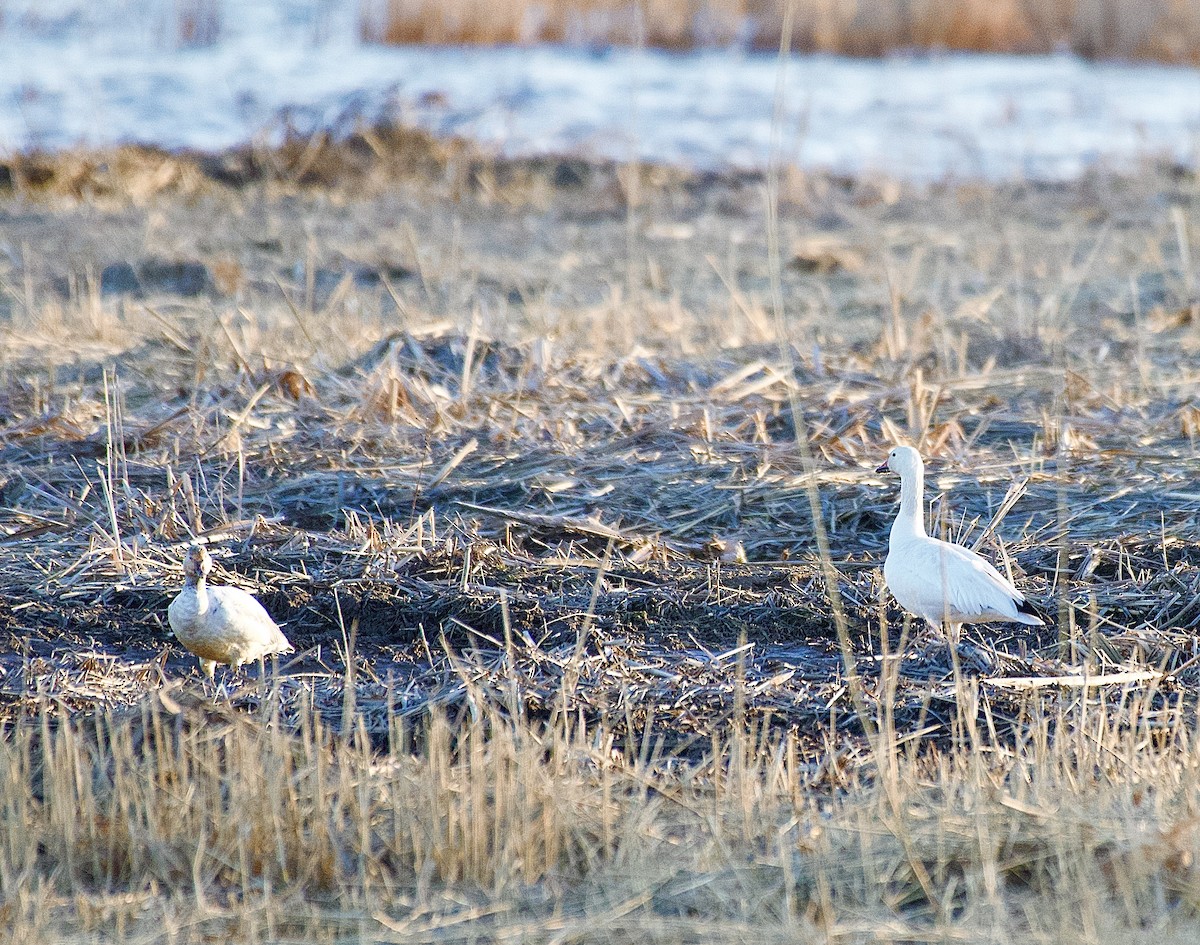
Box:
875, 460, 891, 474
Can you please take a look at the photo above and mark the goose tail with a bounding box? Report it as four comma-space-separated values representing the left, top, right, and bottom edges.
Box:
1013, 597, 1047, 627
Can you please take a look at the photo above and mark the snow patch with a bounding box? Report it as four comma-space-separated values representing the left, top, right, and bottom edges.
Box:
2, 0, 1199, 181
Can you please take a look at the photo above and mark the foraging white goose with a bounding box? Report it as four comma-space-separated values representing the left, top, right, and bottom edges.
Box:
167, 546, 293, 680
875, 446, 1043, 632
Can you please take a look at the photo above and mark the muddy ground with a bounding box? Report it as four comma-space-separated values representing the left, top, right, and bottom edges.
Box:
2, 131, 1200, 755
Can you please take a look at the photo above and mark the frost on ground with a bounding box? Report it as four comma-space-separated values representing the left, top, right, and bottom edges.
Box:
3, 0, 1200, 180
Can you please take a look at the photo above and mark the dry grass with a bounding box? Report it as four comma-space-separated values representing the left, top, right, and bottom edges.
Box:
355, 0, 1200, 63
5, 680, 1200, 943
1, 135, 1200, 940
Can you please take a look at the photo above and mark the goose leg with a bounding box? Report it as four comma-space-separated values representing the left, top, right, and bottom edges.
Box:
907, 619, 945, 668
944, 621, 962, 678
254, 656, 271, 698
195, 658, 219, 698
226, 661, 255, 702
914, 618, 941, 647
949, 623, 996, 674
214, 665, 234, 701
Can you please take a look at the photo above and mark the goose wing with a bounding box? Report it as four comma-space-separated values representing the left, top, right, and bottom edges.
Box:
937, 538, 1026, 599
887, 536, 1032, 624
208, 586, 294, 659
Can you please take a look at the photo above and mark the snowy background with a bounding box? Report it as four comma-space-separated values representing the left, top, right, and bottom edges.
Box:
2, 0, 1199, 181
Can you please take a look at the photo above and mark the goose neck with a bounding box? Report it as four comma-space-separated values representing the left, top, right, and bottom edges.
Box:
186, 575, 210, 609
893, 467, 927, 539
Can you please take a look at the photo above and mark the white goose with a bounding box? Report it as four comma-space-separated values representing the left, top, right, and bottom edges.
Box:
167, 545, 293, 681
875, 446, 1043, 633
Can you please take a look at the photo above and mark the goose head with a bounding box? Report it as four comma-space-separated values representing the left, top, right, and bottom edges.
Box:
875, 444, 923, 479
182, 545, 214, 581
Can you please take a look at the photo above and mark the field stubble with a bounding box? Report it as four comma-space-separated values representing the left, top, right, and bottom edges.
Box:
1, 133, 1200, 940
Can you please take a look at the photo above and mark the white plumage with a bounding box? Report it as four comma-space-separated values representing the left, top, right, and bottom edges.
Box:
168, 546, 293, 680
876, 446, 1043, 631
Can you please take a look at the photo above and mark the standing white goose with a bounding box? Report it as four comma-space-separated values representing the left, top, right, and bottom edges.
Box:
168, 545, 293, 681
875, 446, 1043, 633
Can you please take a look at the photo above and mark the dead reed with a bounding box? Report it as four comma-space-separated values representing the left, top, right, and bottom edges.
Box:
68, 0, 1200, 62
357, 0, 1200, 64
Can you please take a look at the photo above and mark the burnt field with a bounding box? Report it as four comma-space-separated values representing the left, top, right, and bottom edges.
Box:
2, 135, 1200, 942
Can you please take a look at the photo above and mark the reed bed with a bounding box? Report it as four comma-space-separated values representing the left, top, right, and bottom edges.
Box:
1, 135, 1200, 939
70, 0, 1200, 63
35, 0, 1198, 63
355, 0, 1200, 63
